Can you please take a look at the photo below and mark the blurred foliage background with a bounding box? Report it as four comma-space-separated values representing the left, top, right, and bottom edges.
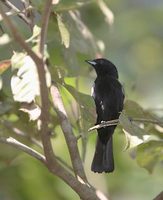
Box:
0, 0, 163, 200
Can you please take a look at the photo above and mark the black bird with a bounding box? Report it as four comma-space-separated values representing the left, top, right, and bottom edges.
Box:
86, 58, 124, 173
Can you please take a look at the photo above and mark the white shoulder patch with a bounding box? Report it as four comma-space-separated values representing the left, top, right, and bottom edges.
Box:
91, 83, 95, 98
91, 85, 95, 98
100, 101, 104, 111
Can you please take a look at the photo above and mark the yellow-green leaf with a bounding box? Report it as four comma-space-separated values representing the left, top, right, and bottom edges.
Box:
137, 140, 163, 173
119, 111, 150, 149
57, 14, 70, 48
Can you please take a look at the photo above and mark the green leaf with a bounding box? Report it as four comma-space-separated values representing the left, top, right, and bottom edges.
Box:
30, 0, 45, 10
124, 100, 146, 117
26, 25, 41, 43
54, 0, 94, 12
57, 14, 70, 48
0, 102, 13, 115
119, 111, 149, 149
64, 83, 95, 127
124, 99, 163, 139
62, 83, 95, 160
136, 140, 163, 173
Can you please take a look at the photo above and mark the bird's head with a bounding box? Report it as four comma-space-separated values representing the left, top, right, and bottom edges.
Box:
85, 58, 118, 78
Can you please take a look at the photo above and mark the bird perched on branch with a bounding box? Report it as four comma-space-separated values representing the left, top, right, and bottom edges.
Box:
86, 58, 124, 173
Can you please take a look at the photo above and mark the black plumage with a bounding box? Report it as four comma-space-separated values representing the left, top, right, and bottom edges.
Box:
86, 58, 124, 173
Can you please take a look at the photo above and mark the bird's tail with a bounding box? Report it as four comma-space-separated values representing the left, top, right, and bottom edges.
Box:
91, 136, 114, 173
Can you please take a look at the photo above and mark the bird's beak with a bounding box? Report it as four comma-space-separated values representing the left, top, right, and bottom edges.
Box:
85, 60, 97, 66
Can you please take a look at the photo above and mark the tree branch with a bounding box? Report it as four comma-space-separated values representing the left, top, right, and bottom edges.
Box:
153, 191, 163, 200
88, 117, 163, 132
39, 0, 52, 55
50, 83, 87, 182
50, 164, 108, 200
0, 2, 110, 199
0, 136, 46, 164
88, 119, 119, 132
2, 0, 32, 26
34, 0, 57, 169
1, 119, 43, 148
0, 1, 57, 170
0, 3, 40, 64
0, 134, 108, 200
131, 117, 163, 126
1, 118, 75, 172
0, 135, 107, 199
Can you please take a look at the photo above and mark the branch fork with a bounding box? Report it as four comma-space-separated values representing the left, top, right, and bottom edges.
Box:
0, 1, 109, 199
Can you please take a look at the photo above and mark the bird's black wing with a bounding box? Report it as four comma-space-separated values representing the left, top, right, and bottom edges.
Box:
93, 76, 124, 143
93, 76, 123, 122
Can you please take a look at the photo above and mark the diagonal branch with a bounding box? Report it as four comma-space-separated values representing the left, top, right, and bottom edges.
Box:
0, 2, 40, 64
1, 118, 75, 172
0, 136, 46, 163
50, 83, 87, 182
0, 2, 109, 199
0, 135, 107, 200
2, 0, 31, 26
1, 119, 43, 148
0, 1, 56, 168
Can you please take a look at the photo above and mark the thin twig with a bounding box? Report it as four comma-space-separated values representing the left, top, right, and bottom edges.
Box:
0, 136, 46, 163
2, 0, 31, 25
22, 0, 35, 30
0, 2, 55, 167
0, 3, 109, 199
0, 0, 68, 175
1, 119, 43, 148
88, 119, 119, 132
0, 136, 107, 200
39, 0, 52, 55
131, 117, 163, 126
88, 117, 163, 132
1, 119, 75, 171
0, 3, 41, 64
